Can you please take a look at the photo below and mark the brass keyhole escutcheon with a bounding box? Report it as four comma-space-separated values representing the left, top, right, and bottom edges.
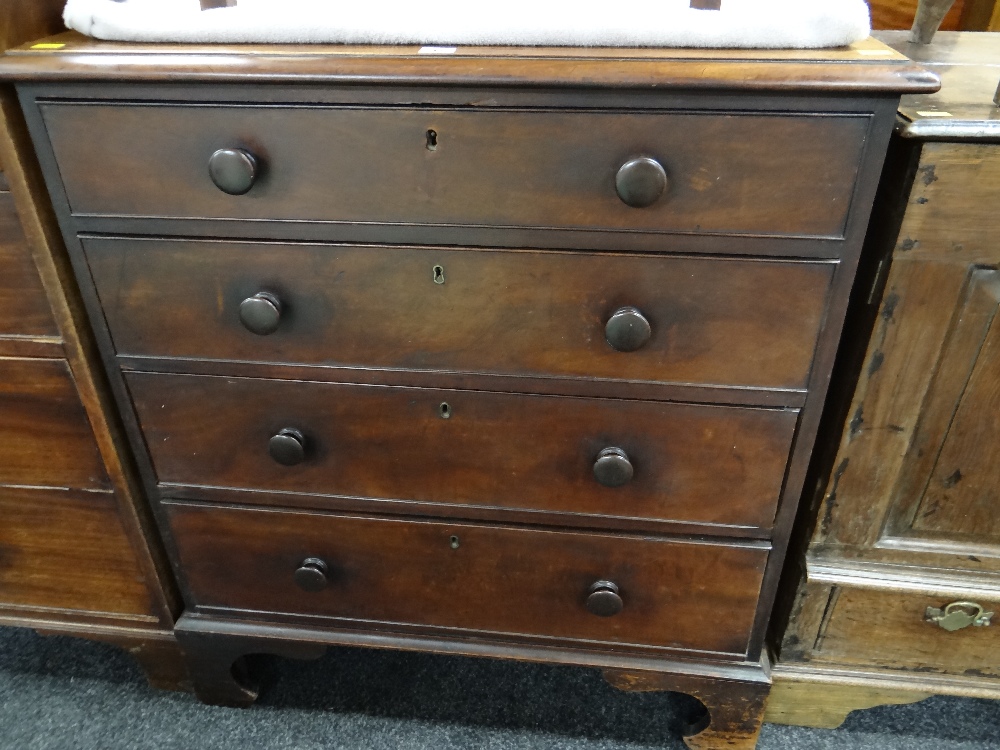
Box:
925, 601, 994, 632
439, 402, 452, 419
426, 129, 439, 151
449, 535, 460, 549
433, 264, 445, 284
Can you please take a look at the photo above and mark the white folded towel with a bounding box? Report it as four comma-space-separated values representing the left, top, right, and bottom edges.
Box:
63, 0, 871, 49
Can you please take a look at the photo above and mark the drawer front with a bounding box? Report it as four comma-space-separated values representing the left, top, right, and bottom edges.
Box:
0, 487, 154, 617
88, 238, 834, 391
166, 501, 769, 655
129, 372, 798, 531
44, 103, 868, 238
808, 587, 1000, 679
0, 189, 59, 339
0, 358, 109, 490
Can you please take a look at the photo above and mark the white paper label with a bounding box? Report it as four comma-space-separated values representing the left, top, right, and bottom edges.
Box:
418, 46, 458, 55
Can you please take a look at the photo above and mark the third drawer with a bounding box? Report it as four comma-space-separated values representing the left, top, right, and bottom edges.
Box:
127, 372, 799, 533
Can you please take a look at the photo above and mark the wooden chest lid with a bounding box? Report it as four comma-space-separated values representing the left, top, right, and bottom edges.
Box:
878, 30, 1000, 141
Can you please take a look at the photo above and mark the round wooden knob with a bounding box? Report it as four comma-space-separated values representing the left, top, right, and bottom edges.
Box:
269, 428, 306, 466
605, 307, 652, 352
615, 157, 667, 208
294, 557, 328, 592
586, 580, 624, 617
593, 447, 634, 488
209, 148, 258, 195
239, 292, 282, 336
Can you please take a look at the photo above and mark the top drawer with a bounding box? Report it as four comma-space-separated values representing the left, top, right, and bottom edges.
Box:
40, 102, 868, 238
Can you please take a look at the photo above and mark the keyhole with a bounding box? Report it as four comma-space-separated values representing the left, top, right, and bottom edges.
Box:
426, 129, 438, 151
433, 265, 445, 285
439, 402, 451, 419
449, 535, 460, 549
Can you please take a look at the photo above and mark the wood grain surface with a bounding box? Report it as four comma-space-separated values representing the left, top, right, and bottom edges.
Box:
0, 32, 939, 93
807, 143, 1000, 561
772, 39, 1000, 726
0, 83, 182, 630
0, 486, 156, 617
804, 586, 999, 678
86, 238, 834, 392
870, 0, 966, 30
127, 372, 799, 533
0, 187, 59, 342
43, 104, 871, 238
765, 675, 932, 728
166, 500, 769, 656
0, 357, 110, 490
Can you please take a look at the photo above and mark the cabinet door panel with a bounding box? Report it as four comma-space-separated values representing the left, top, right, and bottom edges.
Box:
903, 268, 1000, 542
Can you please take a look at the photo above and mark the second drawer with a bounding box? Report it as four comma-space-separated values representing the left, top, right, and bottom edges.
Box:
86, 238, 835, 392
127, 372, 798, 532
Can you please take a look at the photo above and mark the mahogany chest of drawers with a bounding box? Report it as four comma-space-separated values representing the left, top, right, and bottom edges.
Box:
0, 0, 184, 689
1, 34, 934, 749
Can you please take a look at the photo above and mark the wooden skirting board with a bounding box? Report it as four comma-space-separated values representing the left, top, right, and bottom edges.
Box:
766, 662, 1000, 729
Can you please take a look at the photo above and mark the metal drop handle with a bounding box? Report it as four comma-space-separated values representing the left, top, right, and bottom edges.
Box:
925, 601, 994, 632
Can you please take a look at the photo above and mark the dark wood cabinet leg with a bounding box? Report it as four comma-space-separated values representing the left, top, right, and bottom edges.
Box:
121, 637, 193, 692
34, 628, 193, 692
603, 668, 770, 750
174, 625, 327, 707
180, 641, 261, 707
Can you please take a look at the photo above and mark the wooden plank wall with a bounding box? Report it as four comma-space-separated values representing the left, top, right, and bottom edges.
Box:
869, 0, 999, 30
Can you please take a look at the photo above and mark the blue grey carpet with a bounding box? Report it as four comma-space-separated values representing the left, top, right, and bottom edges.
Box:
0, 625, 997, 749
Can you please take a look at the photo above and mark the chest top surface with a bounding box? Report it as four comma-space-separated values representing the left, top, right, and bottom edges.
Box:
0, 30, 938, 94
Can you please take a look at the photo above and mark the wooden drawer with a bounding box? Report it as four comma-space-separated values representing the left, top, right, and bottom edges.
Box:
88, 238, 834, 392
0, 188, 59, 340
0, 358, 109, 490
43, 103, 869, 238
0, 486, 154, 617
128, 372, 798, 532
166, 501, 769, 656
806, 586, 1000, 679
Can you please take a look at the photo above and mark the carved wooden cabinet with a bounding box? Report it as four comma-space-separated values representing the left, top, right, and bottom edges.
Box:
1, 33, 933, 749
0, 2, 185, 688
768, 31, 1000, 729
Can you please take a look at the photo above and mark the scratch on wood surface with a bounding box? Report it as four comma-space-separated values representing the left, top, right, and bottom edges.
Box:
881, 290, 900, 322
820, 458, 850, 536
868, 350, 885, 376
849, 405, 864, 440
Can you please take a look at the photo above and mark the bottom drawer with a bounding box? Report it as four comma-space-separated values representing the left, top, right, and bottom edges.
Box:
0, 487, 154, 617
166, 501, 769, 657
807, 586, 999, 679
